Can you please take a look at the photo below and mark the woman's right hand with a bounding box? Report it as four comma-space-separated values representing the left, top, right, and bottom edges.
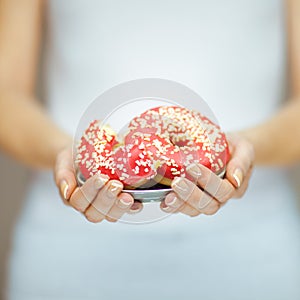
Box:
54, 145, 142, 223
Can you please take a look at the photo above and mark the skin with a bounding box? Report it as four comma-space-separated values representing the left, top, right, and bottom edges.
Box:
0, 0, 299, 222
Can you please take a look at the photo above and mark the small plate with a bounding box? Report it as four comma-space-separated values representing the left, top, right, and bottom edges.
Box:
76, 168, 226, 203
122, 187, 173, 203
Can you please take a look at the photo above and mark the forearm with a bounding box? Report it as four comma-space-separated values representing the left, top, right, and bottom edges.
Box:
0, 89, 72, 169
240, 98, 300, 166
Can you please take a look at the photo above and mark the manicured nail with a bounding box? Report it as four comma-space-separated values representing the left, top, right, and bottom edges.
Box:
119, 198, 133, 207
60, 180, 69, 200
172, 177, 189, 197
129, 202, 142, 213
94, 174, 109, 189
161, 205, 171, 212
108, 182, 123, 198
161, 201, 168, 209
233, 168, 243, 188
165, 196, 178, 207
186, 163, 202, 177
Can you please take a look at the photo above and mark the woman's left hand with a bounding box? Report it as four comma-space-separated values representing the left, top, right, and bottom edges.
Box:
160, 133, 255, 216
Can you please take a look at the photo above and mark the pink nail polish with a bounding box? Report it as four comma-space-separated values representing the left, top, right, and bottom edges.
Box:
120, 198, 133, 206
165, 196, 177, 207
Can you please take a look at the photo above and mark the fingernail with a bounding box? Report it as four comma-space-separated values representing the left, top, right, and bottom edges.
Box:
186, 163, 202, 177
161, 201, 168, 209
129, 202, 142, 213
60, 180, 69, 200
119, 198, 133, 207
161, 205, 171, 212
108, 182, 123, 198
233, 168, 243, 188
165, 196, 178, 207
172, 177, 190, 197
94, 174, 109, 189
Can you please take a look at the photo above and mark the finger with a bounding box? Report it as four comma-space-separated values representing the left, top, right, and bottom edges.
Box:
225, 138, 254, 188
69, 174, 109, 212
232, 167, 253, 198
128, 201, 143, 214
105, 193, 134, 222
186, 164, 235, 203
161, 192, 201, 217
62, 199, 71, 207
84, 180, 123, 223
54, 147, 77, 201
171, 177, 220, 215
160, 192, 184, 213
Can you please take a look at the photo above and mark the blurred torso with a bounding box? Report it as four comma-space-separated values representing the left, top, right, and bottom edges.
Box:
8, 1, 300, 299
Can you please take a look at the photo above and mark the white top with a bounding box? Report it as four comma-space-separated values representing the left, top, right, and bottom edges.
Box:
7, 1, 300, 299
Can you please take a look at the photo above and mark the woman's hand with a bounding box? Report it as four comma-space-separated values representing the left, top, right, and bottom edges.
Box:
54, 145, 142, 223
160, 133, 255, 216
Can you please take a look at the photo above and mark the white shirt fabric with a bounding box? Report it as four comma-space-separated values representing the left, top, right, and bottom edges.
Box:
6, 0, 300, 299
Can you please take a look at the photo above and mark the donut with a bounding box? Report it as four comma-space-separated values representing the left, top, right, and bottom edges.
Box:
126, 106, 230, 185
76, 120, 120, 181
76, 106, 230, 188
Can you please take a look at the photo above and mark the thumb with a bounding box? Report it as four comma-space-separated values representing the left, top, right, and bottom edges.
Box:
54, 146, 78, 200
225, 138, 254, 189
